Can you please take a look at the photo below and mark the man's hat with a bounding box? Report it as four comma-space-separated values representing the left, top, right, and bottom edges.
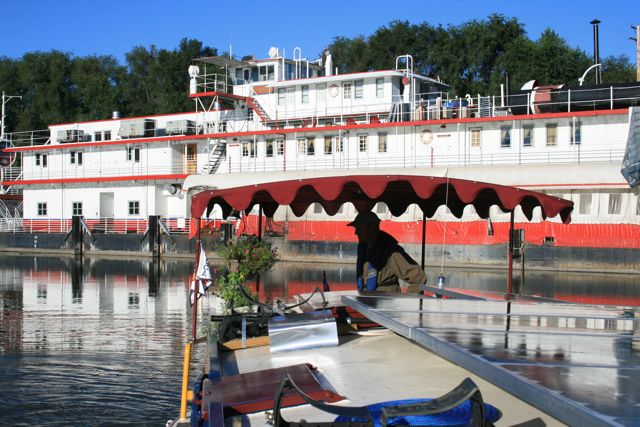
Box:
347, 211, 381, 227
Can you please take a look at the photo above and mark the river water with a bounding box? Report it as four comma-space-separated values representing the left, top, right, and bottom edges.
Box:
0, 254, 638, 426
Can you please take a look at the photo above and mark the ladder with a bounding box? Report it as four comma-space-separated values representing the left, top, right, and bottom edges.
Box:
478, 96, 492, 118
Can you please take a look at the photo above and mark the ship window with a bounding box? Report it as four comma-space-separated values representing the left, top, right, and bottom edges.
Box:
546, 124, 557, 146
307, 138, 315, 155
324, 136, 333, 155
104, 131, 111, 140
313, 203, 323, 214
72, 202, 83, 216
470, 128, 481, 147
523, 125, 534, 147
500, 126, 511, 148
301, 85, 309, 104
37, 203, 47, 216
277, 88, 286, 105
241, 141, 256, 157
285, 63, 293, 80
376, 78, 384, 98
70, 151, 83, 165
354, 80, 364, 99
579, 193, 592, 215
275, 139, 284, 156
336, 135, 344, 153
343, 82, 352, 99
35, 153, 48, 167
378, 133, 387, 153
608, 193, 621, 215
94, 131, 102, 142
297, 138, 307, 155
636, 195, 640, 215
358, 135, 368, 152
128, 201, 140, 216
127, 146, 140, 162
259, 65, 274, 81
266, 140, 274, 157
571, 120, 581, 145
375, 203, 388, 214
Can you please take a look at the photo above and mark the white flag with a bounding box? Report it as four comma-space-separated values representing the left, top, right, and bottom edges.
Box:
196, 244, 212, 285
190, 245, 212, 306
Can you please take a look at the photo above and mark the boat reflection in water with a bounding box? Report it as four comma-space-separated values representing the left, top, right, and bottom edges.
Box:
0, 254, 638, 425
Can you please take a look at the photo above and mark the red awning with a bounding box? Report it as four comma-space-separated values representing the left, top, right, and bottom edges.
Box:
190, 175, 573, 223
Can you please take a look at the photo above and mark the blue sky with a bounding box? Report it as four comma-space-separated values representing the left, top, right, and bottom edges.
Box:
2, 0, 638, 66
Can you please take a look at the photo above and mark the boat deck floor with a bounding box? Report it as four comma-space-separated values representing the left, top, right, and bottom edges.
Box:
220, 330, 565, 426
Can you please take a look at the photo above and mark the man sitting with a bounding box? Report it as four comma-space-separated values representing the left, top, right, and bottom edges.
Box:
348, 211, 427, 292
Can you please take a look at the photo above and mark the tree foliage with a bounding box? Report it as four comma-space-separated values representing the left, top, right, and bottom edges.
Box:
328, 14, 636, 95
0, 38, 216, 133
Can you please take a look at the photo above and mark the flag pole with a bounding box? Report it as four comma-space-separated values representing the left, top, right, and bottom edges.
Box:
191, 217, 202, 341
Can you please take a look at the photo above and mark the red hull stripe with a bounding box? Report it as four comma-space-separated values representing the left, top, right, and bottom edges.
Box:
9, 108, 627, 153
3, 174, 188, 186
238, 216, 640, 249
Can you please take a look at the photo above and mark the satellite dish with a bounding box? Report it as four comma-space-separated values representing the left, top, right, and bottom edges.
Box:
268, 47, 279, 58
188, 65, 200, 78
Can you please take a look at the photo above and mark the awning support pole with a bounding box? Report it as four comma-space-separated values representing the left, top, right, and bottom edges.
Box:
420, 212, 426, 270
507, 211, 514, 295
191, 218, 202, 341
256, 204, 263, 294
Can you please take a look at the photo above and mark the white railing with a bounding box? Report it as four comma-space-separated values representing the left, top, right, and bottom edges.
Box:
3, 129, 51, 147
8, 160, 197, 182
0, 217, 191, 235
221, 147, 625, 174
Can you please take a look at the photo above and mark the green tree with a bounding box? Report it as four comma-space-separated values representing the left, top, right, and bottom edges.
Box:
71, 55, 126, 121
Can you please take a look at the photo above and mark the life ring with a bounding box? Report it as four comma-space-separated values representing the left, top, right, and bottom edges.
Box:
328, 84, 339, 98
419, 129, 433, 145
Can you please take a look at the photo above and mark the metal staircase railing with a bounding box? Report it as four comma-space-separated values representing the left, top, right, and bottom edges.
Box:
207, 141, 227, 174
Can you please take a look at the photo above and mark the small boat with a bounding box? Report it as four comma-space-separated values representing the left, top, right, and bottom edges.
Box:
169, 172, 640, 426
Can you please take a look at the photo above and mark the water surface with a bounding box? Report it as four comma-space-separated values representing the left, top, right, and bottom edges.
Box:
0, 255, 638, 425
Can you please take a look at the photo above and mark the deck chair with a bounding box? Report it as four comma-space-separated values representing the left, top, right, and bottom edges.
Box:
269, 374, 501, 427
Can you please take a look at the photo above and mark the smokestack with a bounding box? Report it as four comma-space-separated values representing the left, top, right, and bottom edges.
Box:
634, 25, 640, 82
590, 19, 602, 84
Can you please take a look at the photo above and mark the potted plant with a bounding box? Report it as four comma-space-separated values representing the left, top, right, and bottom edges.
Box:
206, 236, 279, 345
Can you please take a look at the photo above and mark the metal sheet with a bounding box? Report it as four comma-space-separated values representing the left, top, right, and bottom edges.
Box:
343, 295, 640, 427
268, 310, 338, 353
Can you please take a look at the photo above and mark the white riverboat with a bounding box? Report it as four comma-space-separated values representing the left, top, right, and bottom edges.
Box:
1, 47, 639, 268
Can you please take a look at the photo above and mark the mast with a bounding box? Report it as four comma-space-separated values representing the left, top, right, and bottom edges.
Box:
1, 92, 22, 141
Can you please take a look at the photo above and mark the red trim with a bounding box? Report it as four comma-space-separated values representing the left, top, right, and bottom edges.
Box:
3, 174, 188, 186
9, 108, 628, 153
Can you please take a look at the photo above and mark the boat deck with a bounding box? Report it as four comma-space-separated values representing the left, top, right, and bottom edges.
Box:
220, 329, 564, 426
